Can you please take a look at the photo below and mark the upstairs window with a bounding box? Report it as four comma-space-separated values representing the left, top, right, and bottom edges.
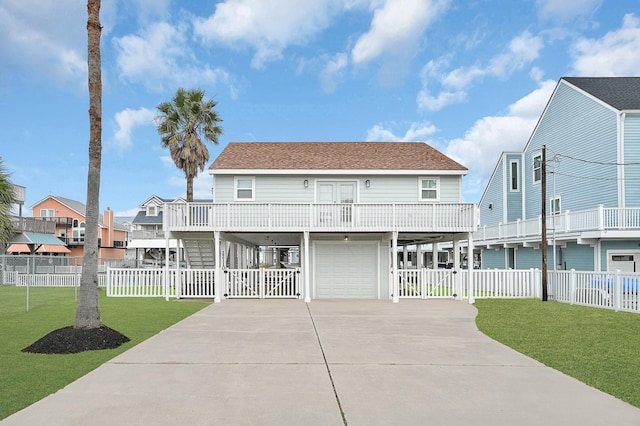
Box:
550, 197, 561, 215
147, 205, 157, 216
40, 209, 55, 217
533, 153, 542, 183
509, 160, 519, 192
419, 178, 439, 201
235, 177, 255, 201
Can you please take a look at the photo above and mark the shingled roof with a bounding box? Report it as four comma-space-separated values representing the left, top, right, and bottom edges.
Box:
562, 77, 640, 110
210, 142, 467, 173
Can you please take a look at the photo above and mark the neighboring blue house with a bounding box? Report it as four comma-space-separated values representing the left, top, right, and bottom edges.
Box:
476, 77, 640, 273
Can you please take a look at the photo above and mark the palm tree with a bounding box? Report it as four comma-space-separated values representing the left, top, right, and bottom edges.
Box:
74, 0, 102, 329
156, 88, 223, 201
0, 159, 17, 246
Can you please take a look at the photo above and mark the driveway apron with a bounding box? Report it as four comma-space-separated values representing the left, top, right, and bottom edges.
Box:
3, 299, 640, 426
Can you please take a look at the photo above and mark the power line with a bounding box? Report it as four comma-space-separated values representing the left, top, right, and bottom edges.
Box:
552, 152, 640, 166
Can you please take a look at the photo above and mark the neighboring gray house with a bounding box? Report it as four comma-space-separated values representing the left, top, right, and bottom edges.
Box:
476, 77, 640, 272
163, 141, 477, 302
128, 195, 184, 267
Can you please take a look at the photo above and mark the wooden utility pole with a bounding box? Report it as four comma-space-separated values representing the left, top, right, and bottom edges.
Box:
541, 145, 548, 301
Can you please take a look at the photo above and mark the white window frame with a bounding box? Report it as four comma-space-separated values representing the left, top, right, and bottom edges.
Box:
234, 177, 255, 201
146, 205, 157, 216
550, 197, 561, 215
532, 153, 542, 184
40, 208, 55, 217
419, 177, 440, 201
509, 160, 520, 192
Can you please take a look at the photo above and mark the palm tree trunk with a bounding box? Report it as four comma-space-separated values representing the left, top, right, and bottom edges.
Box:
75, 0, 102, 329
186, 174, 194, 202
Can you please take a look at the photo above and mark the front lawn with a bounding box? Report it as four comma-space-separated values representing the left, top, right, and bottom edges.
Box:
475, 299, 640, 408
0, 286, 209, 420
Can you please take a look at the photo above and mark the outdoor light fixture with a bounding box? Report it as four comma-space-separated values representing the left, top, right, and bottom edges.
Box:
365, 179, 371, 188
344, 235, 349, 241
304, 179, 309, 188
488, 203, 493, 210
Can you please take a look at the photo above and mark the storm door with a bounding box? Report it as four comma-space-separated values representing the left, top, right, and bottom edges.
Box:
317, 182, 356, 227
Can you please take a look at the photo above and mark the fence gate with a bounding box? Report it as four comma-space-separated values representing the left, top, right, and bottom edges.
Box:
225, 268, 300, 299
397, 268, 455, 299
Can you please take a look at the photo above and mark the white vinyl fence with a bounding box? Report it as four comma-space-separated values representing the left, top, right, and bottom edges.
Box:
14, 273, 107, 288
225, 268, 300, 298
549, 269, 640, 313
4, 267, 640, 314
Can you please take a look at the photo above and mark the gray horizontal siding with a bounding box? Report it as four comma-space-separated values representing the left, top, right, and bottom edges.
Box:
214, 174, 462, 203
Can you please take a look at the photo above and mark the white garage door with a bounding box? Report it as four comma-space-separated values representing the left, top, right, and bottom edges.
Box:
315, 242, 377, 298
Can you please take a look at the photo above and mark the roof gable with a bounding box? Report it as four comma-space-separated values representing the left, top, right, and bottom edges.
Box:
210, 142, 467, 173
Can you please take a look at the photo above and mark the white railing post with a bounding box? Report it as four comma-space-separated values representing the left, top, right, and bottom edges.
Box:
614, 269, 622, 312
597, 204, 604, 231
569, 269, 576, 305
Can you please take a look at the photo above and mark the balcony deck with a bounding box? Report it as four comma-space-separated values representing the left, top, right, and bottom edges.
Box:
163, 202, 478, 233
10, 216, 56, 234
475, 205, 640, 243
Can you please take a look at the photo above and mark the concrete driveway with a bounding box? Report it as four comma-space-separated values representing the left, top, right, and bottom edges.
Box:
3, 299, 640, 426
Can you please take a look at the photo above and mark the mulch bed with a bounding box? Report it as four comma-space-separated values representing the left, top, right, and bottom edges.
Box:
22, 326, 130, 354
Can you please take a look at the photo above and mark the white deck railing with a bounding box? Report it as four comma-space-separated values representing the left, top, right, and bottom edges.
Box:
164, 202, 477, 233
475, 205, 640, 242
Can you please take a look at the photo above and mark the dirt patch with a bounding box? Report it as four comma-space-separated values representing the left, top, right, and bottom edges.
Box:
22, 326, 130, 354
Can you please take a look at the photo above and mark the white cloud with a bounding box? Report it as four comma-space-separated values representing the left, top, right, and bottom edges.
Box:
112, 107, 156, 149
571, 14, 640, 76
444, 80, 556, 195
114, 22, 235, 95
193, 0, 341, 69
0, 0, 87, 88
536, 0, 602, 22
417, 31, 544, 111
351, 0, 450, 65
366, 121, 437, 142
320, 53, 349, 93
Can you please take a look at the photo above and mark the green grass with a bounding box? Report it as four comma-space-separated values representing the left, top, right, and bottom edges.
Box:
0, 286, 209, 420
475, 299, 640, 408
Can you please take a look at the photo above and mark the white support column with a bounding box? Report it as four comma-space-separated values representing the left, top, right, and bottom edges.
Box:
403, 245, 408, 268
432, 243, 438, 268
416, 244, 422, 269
164, 233, 170, 301
304, 232, 311, 303
176, 238, 182, 300
214, 231, 221, 303
453, 239, 461, 300
467, 232, 475, 304
392, 231, 399, 303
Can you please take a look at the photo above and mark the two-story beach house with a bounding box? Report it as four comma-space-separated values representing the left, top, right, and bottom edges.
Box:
22, 195, 128, 264
162, 142, 477, 302
476, 77, 640, 272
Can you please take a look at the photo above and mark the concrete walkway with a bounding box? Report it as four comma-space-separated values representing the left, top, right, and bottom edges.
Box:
3, 300, 640, 425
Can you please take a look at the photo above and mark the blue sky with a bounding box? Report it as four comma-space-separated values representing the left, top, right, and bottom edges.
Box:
2, 0, 640, 217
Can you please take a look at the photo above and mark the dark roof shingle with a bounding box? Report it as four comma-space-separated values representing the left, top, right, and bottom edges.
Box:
210, 142, 467, 172
562, 77, 640, 110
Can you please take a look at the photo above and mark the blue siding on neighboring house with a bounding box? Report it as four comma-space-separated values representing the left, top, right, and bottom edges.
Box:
624, 114, 640, 207
478, 156, 505, 226
480, 248, 505, 269
558, 243, 594, 271
513, 247, 541, 269
524, 82, 619, 220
